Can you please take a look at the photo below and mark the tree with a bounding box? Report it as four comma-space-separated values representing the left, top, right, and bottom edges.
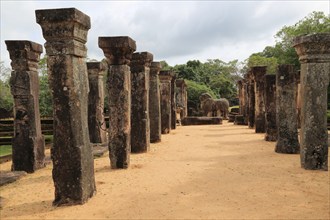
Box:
38, 56, 53, 117
0, 61, 13, 112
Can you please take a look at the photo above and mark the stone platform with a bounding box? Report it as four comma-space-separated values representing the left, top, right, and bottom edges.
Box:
181, 117, 222, 126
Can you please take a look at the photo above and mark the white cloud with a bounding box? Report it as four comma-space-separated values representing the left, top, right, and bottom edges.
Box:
1, 0, 329, 68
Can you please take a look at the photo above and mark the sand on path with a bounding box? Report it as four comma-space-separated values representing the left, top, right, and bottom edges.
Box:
0, 121, 329, 219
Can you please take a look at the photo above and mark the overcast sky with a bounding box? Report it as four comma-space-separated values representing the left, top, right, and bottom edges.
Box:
1, 0, 329, 68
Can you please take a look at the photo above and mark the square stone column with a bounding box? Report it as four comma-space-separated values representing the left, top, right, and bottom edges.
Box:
87, 61, 107, 144
252, 66, 267, 133
293, 33, 330, 170
247, 71, 255, 129
176, 79, 188, 119
264, 74, 277, 141
98, 36, 136, 168
36, 8, 96, 206
130, 52, 153, 153
275, 64, 300, 154
171, 73, 177, 129
5, 40, 45, 173
159, 71, 173, 134
149, 62, 162, 143
237, 80, 244, 114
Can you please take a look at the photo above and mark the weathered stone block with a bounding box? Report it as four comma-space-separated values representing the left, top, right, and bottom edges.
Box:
159, 71, 173, 134
181, 117, 222, 126
99, 36, 136, 168
264, 74, 277, 141
247, 71, 255, 128
252, 66, 266, 133
149, 62, 162, 143
36, 7, 96, 206
5, 40, 45, 173
130, 52, 153, 153
275, 64, 300, 154
87, 61, 107, 144
293, 33, 330, 170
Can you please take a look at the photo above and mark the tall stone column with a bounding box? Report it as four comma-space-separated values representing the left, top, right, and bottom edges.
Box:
98, 36, 136, 168
149, 62, 162, 143
275, 64, 300, 154
36, 8, 96, 206
293, 33, 330, 170
5, 40, 45, 173
159, 71, 173, 134
264, 74, 277, 141
252, 66, 266, 133
243, 78, 249, 124
130, 52, 153, 153
87, 62, 107, 144
247, 71, 255, 128
171, 73, 177, 129
176, 79, 188, 119
295, 71, 301, 128
237, 80, 244, 114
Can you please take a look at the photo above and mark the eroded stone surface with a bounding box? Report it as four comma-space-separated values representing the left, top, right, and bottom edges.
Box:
98, 36, 136, 168
170, 74, 177, 129
130, 52, 153, 153
149, 62, 162, 143
176, 79, 188, 119
36, 7, 96, 206
159, 71, 173, 134
0, 171, 26, 186
181, 117, 222, 126
293, 33, 330, 170
252, 66, 266, 133
247, 71, 255, 129
5, 40, 45, 173
264, 74, 277, 141
275, 65, 300, 154
87, 61, 107, 144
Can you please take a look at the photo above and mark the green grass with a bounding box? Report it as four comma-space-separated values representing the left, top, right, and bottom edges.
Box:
229, 105, 239, 111
0, 145, 12, 156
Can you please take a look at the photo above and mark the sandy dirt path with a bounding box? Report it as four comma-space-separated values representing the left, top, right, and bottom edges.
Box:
0, 121, 329, 219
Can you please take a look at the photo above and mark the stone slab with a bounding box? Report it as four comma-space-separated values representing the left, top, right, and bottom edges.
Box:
182, 117, 223, 126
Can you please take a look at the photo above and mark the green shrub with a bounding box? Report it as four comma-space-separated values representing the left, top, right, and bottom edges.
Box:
186, 80, 217, 111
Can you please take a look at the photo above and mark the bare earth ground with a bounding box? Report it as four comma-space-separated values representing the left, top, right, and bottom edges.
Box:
0, 121, 329, 219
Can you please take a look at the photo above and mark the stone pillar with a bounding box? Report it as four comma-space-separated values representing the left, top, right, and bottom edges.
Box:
295, 71, 301, 128
98, 36, 136, 168
176, 79, 188, 118
87, 62, 107, 144
252, 66, 266, 133
243, 79, 249, 124
149, 62, 162, 143
275, 64, 300, 154
130, 52, 153, 153
36, 8, 96, 206
159, 71, 173, 134
5, 40, 45, 173
171, 73, 177, 129
264, 74, 277, 141
237, 80, 244, 115
293, 33, 330, 170
247, 71, 255, 128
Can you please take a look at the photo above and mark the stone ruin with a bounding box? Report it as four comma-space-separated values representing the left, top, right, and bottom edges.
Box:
176, 79, 188, 123
293, 33, 329, 170
130, 52, 153, 153
5, 40, 45, 173
149, 62, 162, 143
98, 36, 136, 168
36, 8, 96, 205
87, 61, 107, 144
3, 7, 329, 210
159, 70, 175, 134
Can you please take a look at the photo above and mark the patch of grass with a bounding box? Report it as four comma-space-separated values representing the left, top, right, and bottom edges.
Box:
44, 135, 53, 144
229, 105, 239, 111
0, 145, 12, 156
